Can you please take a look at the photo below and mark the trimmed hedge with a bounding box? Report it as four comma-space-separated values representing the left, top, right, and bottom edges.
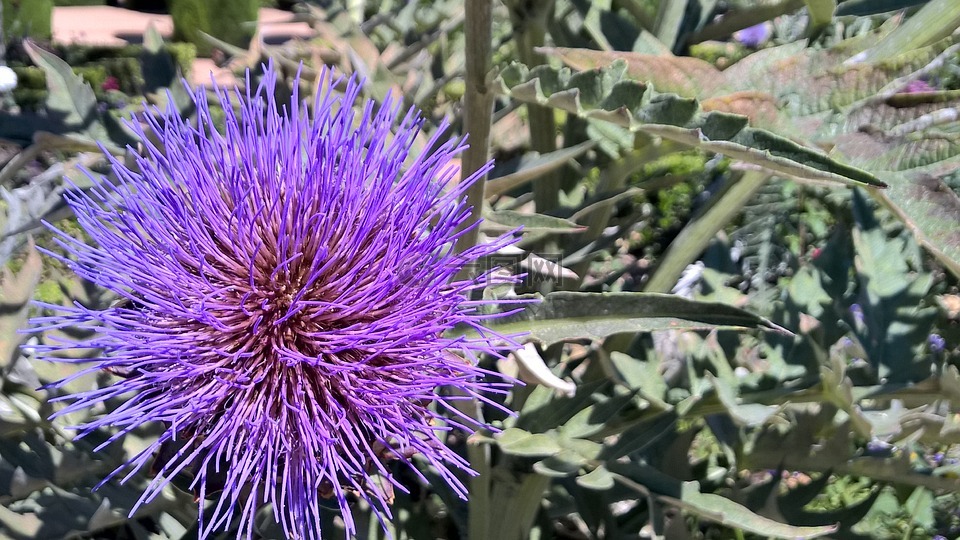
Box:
10, 42, 197, 110
3, 0, 53, 39
169, 0, 257, 57
52, 1, 107, 6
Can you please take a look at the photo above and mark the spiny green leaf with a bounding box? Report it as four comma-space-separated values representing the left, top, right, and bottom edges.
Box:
495, 61, 884, 187
558, 392, 638, 439
483, 291, 789, 347
482, 210, 586, 235
23, 41, 97, 129
22, 41, 134, 150
607, 352, 670, 405
600, 413, 678, 461
873, 172, 960, 278
518, 380, 609, 434
839, 90, 960, 138
850, 189, 938, 381
547, 31, 960, 126
746, 35, 960, 117
540, 46, 718, 98
673, 481, 838, 539
830, 127, 960, 277
707, 373, 782, 427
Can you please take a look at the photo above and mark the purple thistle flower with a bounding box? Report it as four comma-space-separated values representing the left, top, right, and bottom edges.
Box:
31, 66, 519, 539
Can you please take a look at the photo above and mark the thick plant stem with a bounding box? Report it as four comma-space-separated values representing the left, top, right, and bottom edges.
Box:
487, 471, 552, 540
459, 2, 496, 539
456, 0, 495, 262
653, 0, 688, 51
645, 170, 770, 294
510, 0, 558, 212
468, 443, 492, 540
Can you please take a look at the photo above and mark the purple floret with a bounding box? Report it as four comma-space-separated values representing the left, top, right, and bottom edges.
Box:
733, 22, 771, 48
903, 79, 936, 93
31, 66, 519, 539
929, 333, 946, 352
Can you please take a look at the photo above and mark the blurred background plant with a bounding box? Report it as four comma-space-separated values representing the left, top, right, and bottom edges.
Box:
3, 0, 960, 538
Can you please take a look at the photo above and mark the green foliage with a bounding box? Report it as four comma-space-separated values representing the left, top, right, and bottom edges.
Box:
52, 0, 106, 5
10, 66, 46, 111
2, 0, 53, 40
169, 0, 258, 57
8, 43, 192, 110
165, 42, 197, 76
22, 41, 134, 148
59, 43, 196, 81
496, 61, 884, 188
71, 64, 108, 92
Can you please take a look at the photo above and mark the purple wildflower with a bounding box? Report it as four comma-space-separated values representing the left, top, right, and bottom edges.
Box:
32, 67, 518, 539
733, 22, 771, 48
929, 333, 946, 352
903, 79, 936, 93
849, 303, 864, 324
865, 440, 895, 456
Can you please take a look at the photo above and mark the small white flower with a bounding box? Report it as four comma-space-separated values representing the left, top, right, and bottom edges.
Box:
672, 261, 704, 299
0, 66, 17, 93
